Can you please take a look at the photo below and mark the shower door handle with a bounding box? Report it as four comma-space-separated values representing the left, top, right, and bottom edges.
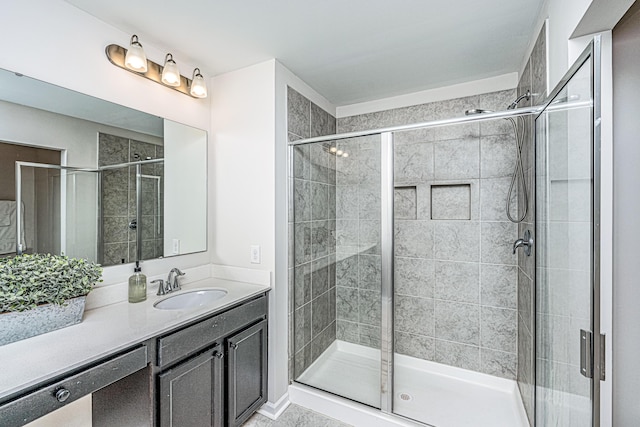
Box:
580, 329, 593, 378
512, 230, 533, 256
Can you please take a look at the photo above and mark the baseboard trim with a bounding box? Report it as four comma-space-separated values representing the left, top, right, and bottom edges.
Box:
257, 393, 290, 420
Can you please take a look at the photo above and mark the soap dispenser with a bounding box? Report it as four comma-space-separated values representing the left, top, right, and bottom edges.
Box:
128, 261, 147, 303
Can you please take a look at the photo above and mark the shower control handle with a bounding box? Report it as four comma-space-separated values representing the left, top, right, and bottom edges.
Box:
513, 230, 533, 256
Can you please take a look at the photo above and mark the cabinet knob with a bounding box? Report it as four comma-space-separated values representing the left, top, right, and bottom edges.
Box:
229, 343, 239, 350
55, 388, 71, 403
214, 352, 224, 359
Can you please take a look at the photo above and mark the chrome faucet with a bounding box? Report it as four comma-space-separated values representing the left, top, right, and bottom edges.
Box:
153, 269, 186, 296
513, 230, 533, 256
153, 279, 171, 296
167, 268, 186, 292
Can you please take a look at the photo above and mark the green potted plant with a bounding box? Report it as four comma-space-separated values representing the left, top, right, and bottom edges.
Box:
0, 253, 103, 346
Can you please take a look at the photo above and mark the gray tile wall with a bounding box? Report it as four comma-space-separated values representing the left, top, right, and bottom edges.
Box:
336, 89, 521, 380
516, 22, 547, 426
334, 134, 383, 349
99, 133, 164, 266
287, 88, 337, 381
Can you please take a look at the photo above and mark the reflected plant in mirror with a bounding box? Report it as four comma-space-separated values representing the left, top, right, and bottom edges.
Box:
0, 68, 207, 266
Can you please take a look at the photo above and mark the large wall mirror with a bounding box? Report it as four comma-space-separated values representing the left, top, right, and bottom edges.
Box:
0, 68, 207, 266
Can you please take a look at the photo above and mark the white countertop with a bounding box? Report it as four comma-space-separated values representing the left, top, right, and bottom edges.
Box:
0, 277, 270, 401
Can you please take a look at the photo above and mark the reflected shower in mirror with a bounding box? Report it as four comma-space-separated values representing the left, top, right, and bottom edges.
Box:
0, 68, 207, 265
98, 134, 165, 266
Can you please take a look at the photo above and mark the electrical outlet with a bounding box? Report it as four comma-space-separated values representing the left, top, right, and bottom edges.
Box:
250, 245, 261, 264
172, 239, 180, 255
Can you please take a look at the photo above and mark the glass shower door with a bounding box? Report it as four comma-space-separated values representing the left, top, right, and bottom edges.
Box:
291, 134, 384, 408
534, 39, 600, 426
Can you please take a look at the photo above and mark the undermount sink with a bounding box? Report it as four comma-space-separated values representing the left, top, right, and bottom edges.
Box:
154, 289, 228, 310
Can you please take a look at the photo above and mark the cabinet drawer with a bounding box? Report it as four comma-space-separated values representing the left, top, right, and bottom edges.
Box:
0, 345, 147, 427
157, 294, 267, 368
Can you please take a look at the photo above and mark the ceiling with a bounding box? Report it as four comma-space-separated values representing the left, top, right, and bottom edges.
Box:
65, 0, 545, 106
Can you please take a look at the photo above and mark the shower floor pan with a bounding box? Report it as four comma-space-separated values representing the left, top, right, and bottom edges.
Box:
297, 340, 529, 427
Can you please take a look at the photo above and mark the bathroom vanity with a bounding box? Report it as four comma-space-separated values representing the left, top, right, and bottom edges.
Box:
0, 278, 269, 427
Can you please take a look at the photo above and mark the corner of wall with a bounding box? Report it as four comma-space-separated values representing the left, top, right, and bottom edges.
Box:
275, 61, 337, 117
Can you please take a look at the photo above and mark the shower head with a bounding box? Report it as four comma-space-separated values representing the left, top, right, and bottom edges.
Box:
464, 108, 494, 116
466, 90, 533, 115
507, 90, 531, 110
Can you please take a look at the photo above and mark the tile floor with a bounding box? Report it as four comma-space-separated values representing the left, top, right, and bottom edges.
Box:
242, 404, 352, 427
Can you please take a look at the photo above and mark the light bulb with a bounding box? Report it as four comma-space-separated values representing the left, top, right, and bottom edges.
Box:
190, 68, 207, 98
336, 150, 344, 156
124, 35, 147, 73
342, 152, 349, 158
329, 146, 337, 153
161, 53, 181, 87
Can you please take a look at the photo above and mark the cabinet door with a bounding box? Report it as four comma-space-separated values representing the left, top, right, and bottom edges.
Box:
226, 319, 268, 427
158, 347, 224, 427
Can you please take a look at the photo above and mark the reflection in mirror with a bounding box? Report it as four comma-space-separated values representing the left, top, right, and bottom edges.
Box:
0, 143, 61, 256
16, 163, 98, 261
99, 134, 164, 266
0, 68, 207, 265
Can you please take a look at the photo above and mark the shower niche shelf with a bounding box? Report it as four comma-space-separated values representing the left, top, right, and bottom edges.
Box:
430, 183, 471, 220
394, 186, 417, 220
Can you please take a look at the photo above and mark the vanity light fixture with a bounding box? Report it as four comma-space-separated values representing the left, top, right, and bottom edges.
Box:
124, 35, 147, 72
190, 68, 208, 98
161, 54, 181, 87
105, 35, 207, 98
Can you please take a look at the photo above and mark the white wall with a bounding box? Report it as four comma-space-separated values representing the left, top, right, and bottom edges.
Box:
210, 60, 275, 271
611, 5, 640, 423
210, 60, 282, 407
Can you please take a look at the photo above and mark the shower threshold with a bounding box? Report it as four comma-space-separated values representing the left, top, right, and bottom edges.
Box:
296, 340, 529, 427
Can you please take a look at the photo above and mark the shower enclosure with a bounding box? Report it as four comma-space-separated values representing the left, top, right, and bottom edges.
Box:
289, 37, 601, 427
13, 157, 164, 266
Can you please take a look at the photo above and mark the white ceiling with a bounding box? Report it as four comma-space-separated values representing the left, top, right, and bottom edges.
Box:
65, 0, 544, 106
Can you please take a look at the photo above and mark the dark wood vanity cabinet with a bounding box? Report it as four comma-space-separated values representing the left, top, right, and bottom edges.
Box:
226, 319, 268, 427
156, 294, 268, 427
0, 292, 269, 427
158, 346, 225, 427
